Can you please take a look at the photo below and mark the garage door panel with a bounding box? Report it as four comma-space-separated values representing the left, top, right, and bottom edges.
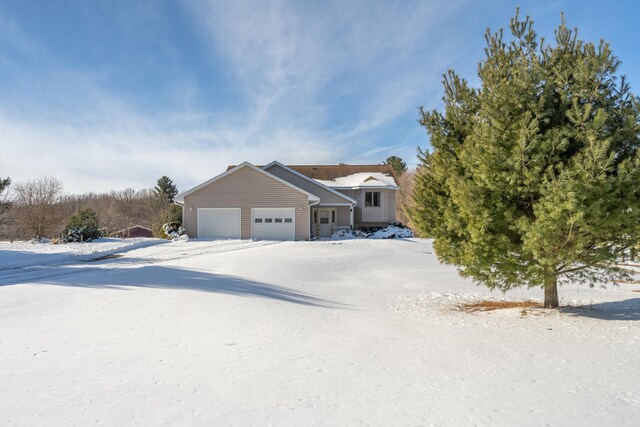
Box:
252, 208, 295, 241
197, 208, 241, 239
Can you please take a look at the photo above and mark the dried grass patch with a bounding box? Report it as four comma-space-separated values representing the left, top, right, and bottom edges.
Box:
458, 300, 543, 313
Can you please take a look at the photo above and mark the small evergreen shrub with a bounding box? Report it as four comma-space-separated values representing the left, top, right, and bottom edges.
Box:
152, 205, 183, 237
63, 208, 101, 242
161, 221, 186, 239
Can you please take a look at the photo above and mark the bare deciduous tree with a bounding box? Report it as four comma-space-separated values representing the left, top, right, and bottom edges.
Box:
112, 188, 137, 229
91, 194, 118, 234
0, 178, 173, 241
396, 169, 417, 228
13, 176, 64, 239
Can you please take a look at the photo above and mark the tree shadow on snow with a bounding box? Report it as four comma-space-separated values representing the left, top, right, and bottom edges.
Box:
16, 264, 343, 308
561, 298, 640, 321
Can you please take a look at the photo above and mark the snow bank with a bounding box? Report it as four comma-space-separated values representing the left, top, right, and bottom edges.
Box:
0, 237, 165, 269
368, 225, 413, 239
330, 229, 367, 240
330, 225, 413, 240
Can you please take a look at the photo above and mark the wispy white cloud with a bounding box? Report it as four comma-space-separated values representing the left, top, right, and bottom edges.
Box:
185, 1, 465, 109
0, 0, 480, 193
0, 98, 343, 193
181, 0, 471, 157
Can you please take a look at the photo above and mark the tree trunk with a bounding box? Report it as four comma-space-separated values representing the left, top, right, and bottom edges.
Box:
543, 271, 559, 309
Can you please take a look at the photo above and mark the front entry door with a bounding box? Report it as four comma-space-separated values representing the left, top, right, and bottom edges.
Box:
318, 208, 335, 237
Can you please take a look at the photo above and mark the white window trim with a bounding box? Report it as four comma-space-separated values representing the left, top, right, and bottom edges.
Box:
365, 191, 381, 208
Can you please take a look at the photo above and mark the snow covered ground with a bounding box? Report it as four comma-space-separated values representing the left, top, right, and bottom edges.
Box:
0, 237, 166, 269
1, 238, 639, 425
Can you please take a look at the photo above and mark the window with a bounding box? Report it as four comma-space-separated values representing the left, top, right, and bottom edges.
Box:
275, 218, 283, 223
331, 210, 336, 223
284, 218, 293, 223
254, 218, 263, 223
365, 191, 381, 207
313, 211, 318, 223
320, 210, 329, 224
265, 218, 273, 223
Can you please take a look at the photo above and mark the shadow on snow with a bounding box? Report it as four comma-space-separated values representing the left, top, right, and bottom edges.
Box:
561, 298, 640, 321
1, 260, 342, 308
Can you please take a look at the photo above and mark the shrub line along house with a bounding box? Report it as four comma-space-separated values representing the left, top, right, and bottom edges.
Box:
174, 161, 399, 241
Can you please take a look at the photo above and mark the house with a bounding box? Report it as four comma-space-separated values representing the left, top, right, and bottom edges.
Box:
174, 161, 399, 240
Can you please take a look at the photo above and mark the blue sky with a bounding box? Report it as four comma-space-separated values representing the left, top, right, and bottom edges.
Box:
1, 0, 639, 193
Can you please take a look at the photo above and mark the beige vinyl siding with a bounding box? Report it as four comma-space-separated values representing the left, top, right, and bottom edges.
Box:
362, 192, 384, 222
349, 189, 397, 227
335, 189, 359, 224
183, 166, 309, 240
264, 164, 353, 205
355, 190, 365, 224
336, 206, 350, 227
336, 189, 356, 200
388, 190, 396, 223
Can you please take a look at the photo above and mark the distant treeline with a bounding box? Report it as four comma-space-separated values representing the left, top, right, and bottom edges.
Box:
0, 176, 181, 241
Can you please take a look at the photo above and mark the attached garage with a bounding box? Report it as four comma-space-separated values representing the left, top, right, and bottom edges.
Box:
177, 163, 319, 241
197, 208, 241, 239
252, 208, 295, 241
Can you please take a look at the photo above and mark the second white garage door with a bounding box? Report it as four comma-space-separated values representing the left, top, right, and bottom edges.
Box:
252, 208, 295, 241
197, 208, 241, 239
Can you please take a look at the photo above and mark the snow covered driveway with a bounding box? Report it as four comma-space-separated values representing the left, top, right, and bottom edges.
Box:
1, 239, 639, 425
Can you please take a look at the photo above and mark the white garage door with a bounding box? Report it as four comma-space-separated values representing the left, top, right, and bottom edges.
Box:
197, 208, 241, 239
252, 208, 295, 241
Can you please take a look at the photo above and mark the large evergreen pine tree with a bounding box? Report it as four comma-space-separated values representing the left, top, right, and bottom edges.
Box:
409, 11, 640, 308
0, 176, 10, 218
383, 156, 408, 177
154, 176, 178, 203
0, 177, 9, 193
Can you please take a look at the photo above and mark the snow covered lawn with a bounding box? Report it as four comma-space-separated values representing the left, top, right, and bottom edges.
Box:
0, 237, 166, 270
1, 239, 639, 425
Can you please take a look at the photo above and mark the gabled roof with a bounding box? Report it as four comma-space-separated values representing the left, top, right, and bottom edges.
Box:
226, 163, 399, 189
262, 161, 357, 205
226, 163, 397, 180
175, 162, 320, 204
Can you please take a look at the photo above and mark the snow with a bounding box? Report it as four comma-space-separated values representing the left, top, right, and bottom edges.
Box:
331, 225, 413, 239
330, 228, 366, 239
162, 222, 187, 240
0, 237, 165, 269
368, 225, 413, 238
315, 172, 397, 188
1, 239, 639, 425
